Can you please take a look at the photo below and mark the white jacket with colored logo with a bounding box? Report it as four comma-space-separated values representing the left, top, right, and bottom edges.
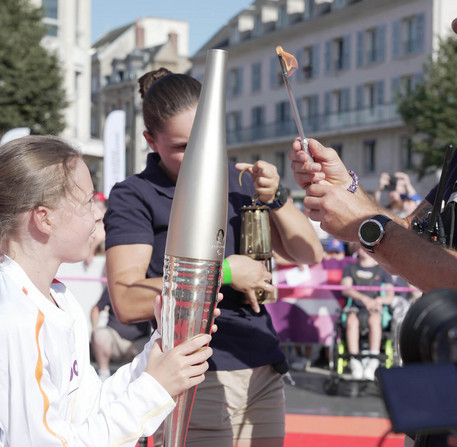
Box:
0, 257, 174, 446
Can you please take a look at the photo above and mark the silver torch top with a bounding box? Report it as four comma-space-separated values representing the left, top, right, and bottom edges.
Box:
165, 49, 229, 262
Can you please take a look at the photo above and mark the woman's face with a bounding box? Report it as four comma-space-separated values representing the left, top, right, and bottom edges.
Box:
145, 107, 196, 183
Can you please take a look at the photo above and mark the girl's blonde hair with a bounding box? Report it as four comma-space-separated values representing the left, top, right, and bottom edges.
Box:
0, 135, 81, 250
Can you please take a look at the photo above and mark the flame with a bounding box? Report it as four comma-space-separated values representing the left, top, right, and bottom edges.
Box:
276, 46, 298, 77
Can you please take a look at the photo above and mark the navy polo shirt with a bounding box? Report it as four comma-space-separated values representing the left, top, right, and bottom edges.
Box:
104, 153, 286, 371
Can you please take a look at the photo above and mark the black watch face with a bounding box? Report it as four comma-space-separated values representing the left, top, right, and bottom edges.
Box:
360, 221, 382, 244
276, 186, 288, 205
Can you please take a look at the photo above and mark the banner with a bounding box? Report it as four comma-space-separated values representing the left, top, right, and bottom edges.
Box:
103, 110, 126, 198
0, 127, 31, 146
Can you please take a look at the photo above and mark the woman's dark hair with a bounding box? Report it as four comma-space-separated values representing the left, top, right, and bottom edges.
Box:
138, 68, 201, 137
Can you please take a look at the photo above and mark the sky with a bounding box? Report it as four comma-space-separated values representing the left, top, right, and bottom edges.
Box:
91, 0, 252, 55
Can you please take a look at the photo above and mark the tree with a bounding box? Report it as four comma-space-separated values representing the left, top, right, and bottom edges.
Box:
0, 0, 67, 136
396, 36, 457, 177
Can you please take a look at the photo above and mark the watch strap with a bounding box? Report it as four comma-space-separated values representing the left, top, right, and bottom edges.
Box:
259, 184, 287, 210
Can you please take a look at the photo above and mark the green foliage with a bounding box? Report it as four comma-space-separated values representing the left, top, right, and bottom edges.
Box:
396, 36, 457, 177
0, 0, 67, 136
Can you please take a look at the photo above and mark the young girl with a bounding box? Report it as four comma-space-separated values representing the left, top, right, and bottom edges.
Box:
0, 135, 214, 446
104, 69, 323, 447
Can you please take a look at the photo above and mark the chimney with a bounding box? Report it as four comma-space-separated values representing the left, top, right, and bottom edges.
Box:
136, 19, 144, 48
168, 32, 178, 51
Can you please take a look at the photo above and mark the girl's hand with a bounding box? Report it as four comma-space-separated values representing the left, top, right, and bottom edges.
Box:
146, 334, 212, 397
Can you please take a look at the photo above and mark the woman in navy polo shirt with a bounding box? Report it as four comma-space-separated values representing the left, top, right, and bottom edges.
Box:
104, 68, 323, 447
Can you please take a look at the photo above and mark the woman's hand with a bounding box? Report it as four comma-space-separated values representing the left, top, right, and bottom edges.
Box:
146, 334, 212, 397
225, 254, 272, 313
235, 160, 279, 204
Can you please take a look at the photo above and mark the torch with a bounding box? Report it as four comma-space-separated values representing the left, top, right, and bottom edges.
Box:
160, 49, 228, 447
276, 46, 313, 161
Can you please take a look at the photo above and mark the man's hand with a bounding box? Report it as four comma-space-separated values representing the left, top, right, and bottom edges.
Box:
303, 183, 378, 241
288, 138, 353, 189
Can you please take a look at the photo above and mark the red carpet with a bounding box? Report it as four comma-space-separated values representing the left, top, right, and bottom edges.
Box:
137, 414, 404, 446
285, 414, 404, 446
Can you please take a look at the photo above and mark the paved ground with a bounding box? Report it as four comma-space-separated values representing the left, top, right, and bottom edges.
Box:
285, 365, 388, 418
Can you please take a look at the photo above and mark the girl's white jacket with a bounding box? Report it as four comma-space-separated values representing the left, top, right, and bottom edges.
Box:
0, 257, 175, 446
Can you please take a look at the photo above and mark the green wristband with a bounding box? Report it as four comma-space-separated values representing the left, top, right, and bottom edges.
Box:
222, 258, 232, 285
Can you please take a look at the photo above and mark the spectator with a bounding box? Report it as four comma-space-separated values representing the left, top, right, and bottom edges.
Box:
341, 245, 394, 380
323, 237, 346, 262
91, 288, 151, 381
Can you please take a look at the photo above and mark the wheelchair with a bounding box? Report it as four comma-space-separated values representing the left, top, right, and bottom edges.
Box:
323, 298, 396, 396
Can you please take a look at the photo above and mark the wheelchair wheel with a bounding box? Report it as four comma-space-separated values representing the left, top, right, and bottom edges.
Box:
384, 338, 394, 369
337, 341, 346, 375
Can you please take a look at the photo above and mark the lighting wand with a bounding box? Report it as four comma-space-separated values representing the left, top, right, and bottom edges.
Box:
276, 46, 313, 161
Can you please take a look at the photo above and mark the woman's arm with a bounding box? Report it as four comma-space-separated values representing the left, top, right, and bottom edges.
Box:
106, 244, 162, 324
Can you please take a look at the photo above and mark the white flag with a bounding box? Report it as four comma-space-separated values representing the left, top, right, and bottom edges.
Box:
103, 110, 126, 198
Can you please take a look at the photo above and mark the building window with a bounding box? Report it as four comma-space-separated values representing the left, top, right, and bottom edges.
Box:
403, 17, 416, 54
363, 140, 376, 173
393, 13, 425, 58
43, 0, 58, 19
400, 75, 414, 95
334, 38, 344, 71
227, 111, 243, 143
253, 15, 262, 35
278, 6, 288, 28
46, 24, 58, 37
275, 101, 291, 136
251, 62, 262, 93
326, 35, 350, 73
367, 84, 376, 110
229, 67, 243, 97
251, 106, 265, 139
400, 136, 414, 170
366, 28, 377, 63
275, 151, 285, 177
303, 46, 313, 79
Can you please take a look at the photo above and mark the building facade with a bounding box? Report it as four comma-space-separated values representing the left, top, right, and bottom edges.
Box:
90, 18, 190, 175
190, 0, 457, 202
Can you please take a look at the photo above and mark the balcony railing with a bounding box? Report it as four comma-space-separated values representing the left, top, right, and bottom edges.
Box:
227, 102, 402, 146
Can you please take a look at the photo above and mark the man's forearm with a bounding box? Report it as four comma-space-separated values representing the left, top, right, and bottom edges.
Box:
373, 220, 457, 292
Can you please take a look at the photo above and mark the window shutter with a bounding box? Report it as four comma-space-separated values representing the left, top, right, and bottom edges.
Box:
415, 12, 425, 53
312, 43, 320, 77
377, 25, 386, 62
324, 40, 331, 74
392, 20, 401, 59
343, 34, 351, 70
356, 30, 364, 67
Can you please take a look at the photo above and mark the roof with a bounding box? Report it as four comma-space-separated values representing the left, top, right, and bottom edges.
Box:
92, 22, 134, 49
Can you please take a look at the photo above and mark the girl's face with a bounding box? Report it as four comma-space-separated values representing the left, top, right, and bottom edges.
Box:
144, 106, 196, 183
51, 159, 104, 264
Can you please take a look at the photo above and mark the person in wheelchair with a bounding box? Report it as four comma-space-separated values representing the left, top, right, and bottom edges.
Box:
341, 244, 394, 380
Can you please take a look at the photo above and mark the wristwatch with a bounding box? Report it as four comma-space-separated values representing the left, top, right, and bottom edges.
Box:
358, 214, 392, 253
260, 184, 288, 210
